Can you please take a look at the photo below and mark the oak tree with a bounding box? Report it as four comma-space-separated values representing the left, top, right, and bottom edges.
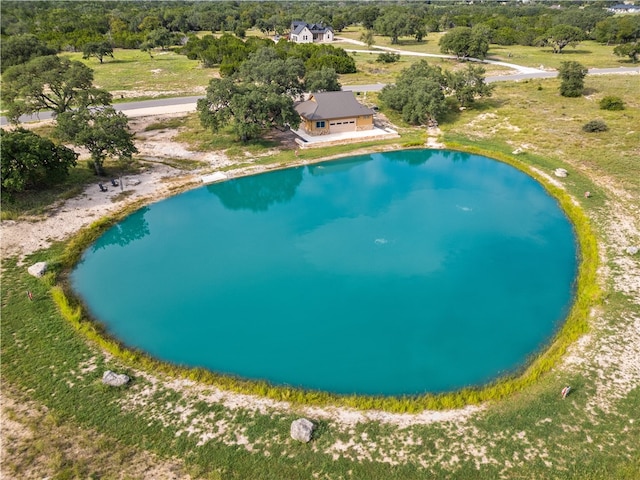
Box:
1, 55, 111, 123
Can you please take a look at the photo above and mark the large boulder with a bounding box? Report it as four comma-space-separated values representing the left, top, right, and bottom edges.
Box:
27, 261, 48, 278
554, 168, 568, 178
290, 418, 315, 443
102, 370, 130, 387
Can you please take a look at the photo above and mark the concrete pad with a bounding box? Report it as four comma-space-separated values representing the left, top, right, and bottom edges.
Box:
292, 126, 399, 149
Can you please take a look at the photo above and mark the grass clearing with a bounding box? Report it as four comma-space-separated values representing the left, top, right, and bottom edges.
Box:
61, 48, 215, 100
336, 27, 626, 70
488, 41, 630, 70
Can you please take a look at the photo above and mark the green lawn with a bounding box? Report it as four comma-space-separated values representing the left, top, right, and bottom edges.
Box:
336, 27, 628, 70
61, 48, 215, 101
488, 40, 630, 69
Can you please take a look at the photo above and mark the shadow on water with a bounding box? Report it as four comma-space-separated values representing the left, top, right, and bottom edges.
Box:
389, 148, 469, 165
93, 206, 151, 250
207, 167, 304, 212
307, 155, 374, 176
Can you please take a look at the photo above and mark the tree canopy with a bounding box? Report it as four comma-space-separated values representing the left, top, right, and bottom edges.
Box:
445, 64, 494, 107
197, 77, 300, 143
1, 55, 112, 123
0, 34, 56, 72
236, 47, 304, 96
1, 128, 78, 198
539, 24, 584, 53
56, 106, 138, 175
379, 60, 492, 125
2, 1, 635, 60
303, 67, 341, 93
558, 61, 588, 97
439, 25, 490, 60
379, 61, 448, 125
82, 41, 114, 63
614, 42, 640, 63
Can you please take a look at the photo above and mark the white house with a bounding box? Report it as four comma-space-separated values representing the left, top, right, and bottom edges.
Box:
289, 21, 334, 44
607, 3, 640, 13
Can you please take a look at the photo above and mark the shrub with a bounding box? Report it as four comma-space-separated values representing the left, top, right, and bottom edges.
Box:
558, 61, 587, 98
599, 96, 624, 111
582, 119, 608, 133
376, 52, 400, 63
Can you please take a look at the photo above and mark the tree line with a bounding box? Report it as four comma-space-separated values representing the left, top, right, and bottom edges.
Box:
2, 1, 638, 55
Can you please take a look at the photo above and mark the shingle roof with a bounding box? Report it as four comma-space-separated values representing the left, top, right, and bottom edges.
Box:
295, 92, 375, 120
292, 23, 308, 35
290, 21, 333, 36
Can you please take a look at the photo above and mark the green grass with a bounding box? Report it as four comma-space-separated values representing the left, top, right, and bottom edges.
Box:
143, 117, 188, 131
336, 27, 628, 70
2, 67, 639, 478
488, 40, 631, 70
444, 75, 640, 195
61, 48, 215, 101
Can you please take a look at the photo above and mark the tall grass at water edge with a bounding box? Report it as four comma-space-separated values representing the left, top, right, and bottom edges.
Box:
45, 138, 600, 413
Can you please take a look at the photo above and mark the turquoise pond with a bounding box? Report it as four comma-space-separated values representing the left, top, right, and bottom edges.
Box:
71, 149, 578, 396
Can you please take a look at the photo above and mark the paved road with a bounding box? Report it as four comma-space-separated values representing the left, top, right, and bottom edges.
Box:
1, 96, 203, 126
1, 68, 637, 126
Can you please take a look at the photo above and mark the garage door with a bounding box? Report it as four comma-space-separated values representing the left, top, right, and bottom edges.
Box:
329, 118, 356, 133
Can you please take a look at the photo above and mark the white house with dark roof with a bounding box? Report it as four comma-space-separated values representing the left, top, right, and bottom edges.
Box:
607, 3, 640, 13
295, 91, 375, 135
290, 21, 334, 43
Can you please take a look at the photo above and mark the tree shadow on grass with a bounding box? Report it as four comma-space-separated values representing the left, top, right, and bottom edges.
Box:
555, 49, 593, 55
101, 59, 135, 65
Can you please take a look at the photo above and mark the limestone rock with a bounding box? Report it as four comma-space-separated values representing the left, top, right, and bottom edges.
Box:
102, 370, 130, 387
627, 246, 639, 255
290, 418, 314, 443
27, 261, 48, 278
554, 168, 568, 178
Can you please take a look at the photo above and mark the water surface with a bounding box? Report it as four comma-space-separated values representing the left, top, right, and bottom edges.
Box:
72, 149, 577, 395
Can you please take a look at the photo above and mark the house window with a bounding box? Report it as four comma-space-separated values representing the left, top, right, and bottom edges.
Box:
316, 121, 325, 128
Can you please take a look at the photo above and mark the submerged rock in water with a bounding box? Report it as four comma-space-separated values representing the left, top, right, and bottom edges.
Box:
102, 370, 130, 387
290, 418, 314, 443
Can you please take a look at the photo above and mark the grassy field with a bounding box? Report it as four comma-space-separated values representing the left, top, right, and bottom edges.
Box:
57, 33, 630, 105
61, 48, 214, 100
2, 60, 639, 478
336, 26, 628, 70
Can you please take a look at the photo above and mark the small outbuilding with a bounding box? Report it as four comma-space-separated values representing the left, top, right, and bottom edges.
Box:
295, 91, 375, 136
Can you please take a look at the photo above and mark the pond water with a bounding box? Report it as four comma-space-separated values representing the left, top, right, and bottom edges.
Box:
71, 149, 577, 396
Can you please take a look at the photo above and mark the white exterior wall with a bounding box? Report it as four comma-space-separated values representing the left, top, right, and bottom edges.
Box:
295, 27, 313, 43
322, 30, 334, 42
